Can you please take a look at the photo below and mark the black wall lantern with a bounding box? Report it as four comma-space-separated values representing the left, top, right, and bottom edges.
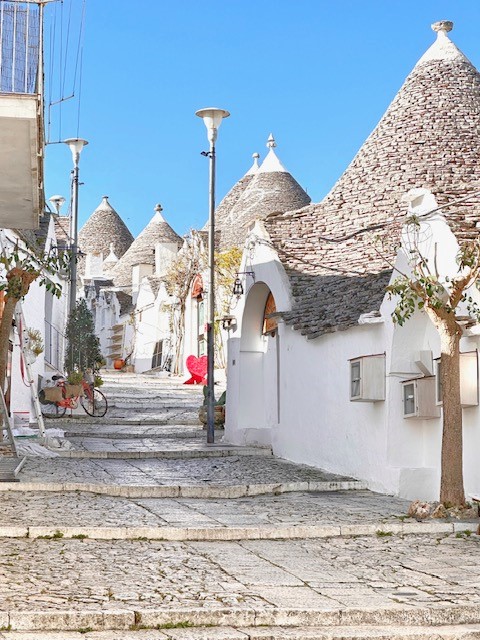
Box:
232, 271, 255, 297
233, 277, 244, 296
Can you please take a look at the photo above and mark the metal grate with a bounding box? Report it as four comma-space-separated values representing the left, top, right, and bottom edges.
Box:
0, 1, 40, 94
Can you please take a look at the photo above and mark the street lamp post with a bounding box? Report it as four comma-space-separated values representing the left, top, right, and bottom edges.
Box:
195, 107, 230, 444
63, 138, 88, 315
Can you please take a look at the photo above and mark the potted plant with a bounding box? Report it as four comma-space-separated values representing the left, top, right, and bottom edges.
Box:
66, 371, 84, 398
199, 387, 226, 429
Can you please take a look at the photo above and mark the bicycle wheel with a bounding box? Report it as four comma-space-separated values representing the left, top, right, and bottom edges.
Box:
80, 388, 108, 417
40, 402, 67, 418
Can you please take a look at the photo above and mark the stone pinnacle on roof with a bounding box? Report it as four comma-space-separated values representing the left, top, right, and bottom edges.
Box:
78, 196, 134, 276
258, 133, 287, 173
417, 20, 469, 66
110, 203, 182, 290
220, 134, 310, 249
246, 152, 260, 175
103, 243, 119, 267
265, 20, 480, 339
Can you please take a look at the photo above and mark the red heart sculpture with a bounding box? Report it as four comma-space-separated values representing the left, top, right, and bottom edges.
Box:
184, 355, 208, 385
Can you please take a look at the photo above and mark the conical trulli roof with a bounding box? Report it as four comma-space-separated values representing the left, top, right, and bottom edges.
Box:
111, 205, 182, 289
266, 21, 480, 339
211, 153, 260, 232
78, 196, 134, 276
220, 135, 311, 249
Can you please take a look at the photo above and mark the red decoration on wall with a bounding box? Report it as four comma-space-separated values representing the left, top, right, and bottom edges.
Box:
184, 354, 208, 385
191, 274, 204, 299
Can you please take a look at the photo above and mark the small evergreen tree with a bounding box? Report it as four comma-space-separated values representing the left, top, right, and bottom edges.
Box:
64, 299, 103, 374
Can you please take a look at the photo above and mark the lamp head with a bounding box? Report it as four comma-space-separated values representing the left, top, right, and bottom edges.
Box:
195, 107, 230, 144
233, 277, 244, 297
63, 138, 89, 166
48, 194, 66, 214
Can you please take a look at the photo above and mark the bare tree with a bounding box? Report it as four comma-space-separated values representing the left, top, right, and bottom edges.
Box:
385, 203, 480, 506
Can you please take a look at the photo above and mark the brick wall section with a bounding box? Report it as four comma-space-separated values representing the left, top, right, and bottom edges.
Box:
265, 36, 480, 339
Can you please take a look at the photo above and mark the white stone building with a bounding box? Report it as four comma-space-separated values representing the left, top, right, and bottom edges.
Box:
224, 21, 480, 501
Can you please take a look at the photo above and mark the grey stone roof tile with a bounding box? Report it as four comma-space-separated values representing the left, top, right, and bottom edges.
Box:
111, 206, 181, 290
78, 196, 134, 276
220, 143, 310, 249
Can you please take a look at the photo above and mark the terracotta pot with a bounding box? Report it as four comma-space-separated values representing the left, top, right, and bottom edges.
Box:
113, 359, 125, 370
199, 405, 225, 429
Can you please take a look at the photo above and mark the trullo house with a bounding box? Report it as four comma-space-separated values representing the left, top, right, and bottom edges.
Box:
224, 21, 480, 501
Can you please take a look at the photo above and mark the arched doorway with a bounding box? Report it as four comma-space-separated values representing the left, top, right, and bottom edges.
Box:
237, 282, 279, 445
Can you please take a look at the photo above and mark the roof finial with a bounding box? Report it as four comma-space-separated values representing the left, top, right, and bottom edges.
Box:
109, 242, 115, 253
154, 204, 163, 213
252, 152, 260, 167
267, 133, 277, 149
431, 20, 453, 35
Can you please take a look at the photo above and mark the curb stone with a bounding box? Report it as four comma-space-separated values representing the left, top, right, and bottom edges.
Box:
3, 627, 480, 639
0, 522, 472, 541
4, 604, 480, 631
56, 447, 272, 460
0, 480, 367, 498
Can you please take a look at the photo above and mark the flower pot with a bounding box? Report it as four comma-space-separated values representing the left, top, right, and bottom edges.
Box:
113, 359, 125, 370
199, 405, 225, 429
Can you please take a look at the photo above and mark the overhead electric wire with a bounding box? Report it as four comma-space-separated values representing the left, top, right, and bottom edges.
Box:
61, 0, 72, 99
45, 0, 86, 144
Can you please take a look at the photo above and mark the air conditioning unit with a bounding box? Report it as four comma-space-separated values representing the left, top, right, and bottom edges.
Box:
349, 354, 385, 402
402, 377, 440, 419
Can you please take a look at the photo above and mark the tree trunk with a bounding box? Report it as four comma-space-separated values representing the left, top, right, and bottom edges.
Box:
0, 268, 38, 440
438, 320, 465, 506
0, 295, 19, 440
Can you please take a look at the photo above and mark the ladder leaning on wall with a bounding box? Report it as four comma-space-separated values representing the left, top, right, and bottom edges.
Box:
15, 304, 46, 438
0, 380, 26, 482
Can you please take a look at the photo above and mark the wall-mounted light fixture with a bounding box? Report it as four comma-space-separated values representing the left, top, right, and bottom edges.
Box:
221, 315, 237, 331
232, 271, 255, 297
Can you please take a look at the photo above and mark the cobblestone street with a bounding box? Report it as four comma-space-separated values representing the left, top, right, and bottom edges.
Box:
1, 372, 480, 640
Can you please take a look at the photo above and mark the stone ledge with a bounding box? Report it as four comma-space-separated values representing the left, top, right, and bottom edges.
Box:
57, 447, 271, 460
2, 624, 480, 639
4, 604, 480, 632
0, 521, 461, 542
0, 480, 366, 499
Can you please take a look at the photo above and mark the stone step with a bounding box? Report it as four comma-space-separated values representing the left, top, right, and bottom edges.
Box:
45, 416, 201, 426
0, 457, 23, 482
3, 604, 480, 633
58, 446, 271, 460
0, 478, 367, 499
2, 624, 480, 639
0, 519, 473, 542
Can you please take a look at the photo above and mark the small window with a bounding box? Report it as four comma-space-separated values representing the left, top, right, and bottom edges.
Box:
403, 383, 416, 416
351, 361, 361, 398
151, 340, 163, 369
349, 354, 385, 402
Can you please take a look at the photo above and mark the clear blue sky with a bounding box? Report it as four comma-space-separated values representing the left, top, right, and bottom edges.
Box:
44, 0, 480, 240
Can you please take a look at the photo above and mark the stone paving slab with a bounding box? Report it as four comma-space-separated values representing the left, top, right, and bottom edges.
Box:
2, 535, 480, 628
0, 490, 411, 529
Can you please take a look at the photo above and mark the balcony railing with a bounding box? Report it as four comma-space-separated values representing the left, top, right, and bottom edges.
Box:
0, 1, 40, 95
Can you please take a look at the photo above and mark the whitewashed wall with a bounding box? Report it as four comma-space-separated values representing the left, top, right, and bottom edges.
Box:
225, 215, 480, 502
134, 279, 174, 373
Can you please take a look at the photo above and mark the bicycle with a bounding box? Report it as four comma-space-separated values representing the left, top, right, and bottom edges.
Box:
39, 375, 108, 418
